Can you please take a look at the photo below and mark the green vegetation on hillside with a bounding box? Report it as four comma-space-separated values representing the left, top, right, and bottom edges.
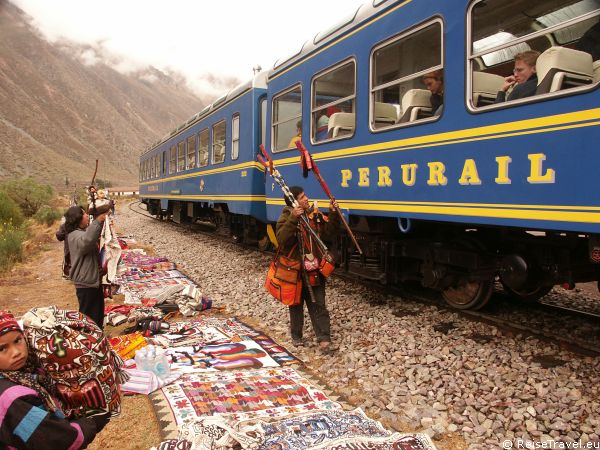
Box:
0, 178, 64, 271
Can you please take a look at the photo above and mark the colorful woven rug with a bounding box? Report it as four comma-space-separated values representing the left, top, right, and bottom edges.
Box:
150, 367, 341, 439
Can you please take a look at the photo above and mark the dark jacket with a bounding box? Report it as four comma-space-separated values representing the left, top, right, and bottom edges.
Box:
276, 206, 340, 262
0, 377, 98, 449
495, 74, 538, 103
67, 220, 103, 288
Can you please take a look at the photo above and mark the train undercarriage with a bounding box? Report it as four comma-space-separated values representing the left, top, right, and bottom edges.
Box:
143, 199, 600, 310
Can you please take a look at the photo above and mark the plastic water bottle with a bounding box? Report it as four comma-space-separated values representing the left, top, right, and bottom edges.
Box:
154, 349, 170, 379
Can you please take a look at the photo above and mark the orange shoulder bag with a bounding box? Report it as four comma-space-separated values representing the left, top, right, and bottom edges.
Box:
264, 244, 302, 306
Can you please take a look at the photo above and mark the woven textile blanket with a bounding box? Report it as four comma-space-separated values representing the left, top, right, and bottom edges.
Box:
315, 433, 438, 450
177, 408, 394, 450
163, 318, 297, 366
156, 367, 341, 427
166, 340, 279, 373
22, 306, 128, 418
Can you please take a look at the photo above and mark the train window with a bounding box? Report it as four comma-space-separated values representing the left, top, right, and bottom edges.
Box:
468, 0, 599, 110
370, 19, 443, 131
155, 155, 160, 178
198, 129, 209, 167
186, 135, 196, 169
177, 141, 185, 172
231, 114, 240, 160
272, 85, 302, 152
169, 145, 176, 174
311, 59, 356, 143
150, 157, 155, 178
232, 115, 240, 159
162, 151, 167, 176
212, 120, 226, 164
260, 97, 267, 148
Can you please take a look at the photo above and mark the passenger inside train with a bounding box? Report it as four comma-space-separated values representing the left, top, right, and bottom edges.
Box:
494, 51, 540, 103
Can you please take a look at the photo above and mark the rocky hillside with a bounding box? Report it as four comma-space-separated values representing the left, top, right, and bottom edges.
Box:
0, 0, 211, 188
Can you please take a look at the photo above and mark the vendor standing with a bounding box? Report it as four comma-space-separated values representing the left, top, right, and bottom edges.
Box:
64, 206, 107, 329
276, 186, 340, 354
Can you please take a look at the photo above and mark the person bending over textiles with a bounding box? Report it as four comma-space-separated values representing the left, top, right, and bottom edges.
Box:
0, 311, 110, 449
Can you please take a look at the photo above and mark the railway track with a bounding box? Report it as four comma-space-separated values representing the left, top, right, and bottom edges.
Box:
125, 200, 600, 356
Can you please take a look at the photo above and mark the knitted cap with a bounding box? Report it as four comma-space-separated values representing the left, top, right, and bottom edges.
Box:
0, 311, 20, 336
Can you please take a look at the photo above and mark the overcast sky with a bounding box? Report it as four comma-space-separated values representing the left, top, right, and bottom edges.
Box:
13, 0, 367, 97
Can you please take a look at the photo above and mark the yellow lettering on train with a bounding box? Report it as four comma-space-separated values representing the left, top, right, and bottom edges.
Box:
458, 159, 481, 185
358, 167, 370, 187
495, 156, 512, 184
527, 153, 555, 184
427, 162, 447, 186
401, 163, 417, 186
340, 169, 352, 187
377, 166, 392, 187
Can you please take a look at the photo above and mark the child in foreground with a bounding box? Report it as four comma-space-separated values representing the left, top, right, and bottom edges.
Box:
0, 311, 109, 449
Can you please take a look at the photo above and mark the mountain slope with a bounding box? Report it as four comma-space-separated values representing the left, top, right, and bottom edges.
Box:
0, 0, 208, 188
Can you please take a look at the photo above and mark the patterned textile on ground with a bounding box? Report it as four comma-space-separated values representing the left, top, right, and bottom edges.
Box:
104, 305, 163, 327
109, 331, 148, 360
22, 306, 128, 418
120, 368, 182, 395
151, 318, 297, 366
172, 408, 439, 450
155, 367, 341, 428
151, 439, 192, 450
166, 340, 279, 373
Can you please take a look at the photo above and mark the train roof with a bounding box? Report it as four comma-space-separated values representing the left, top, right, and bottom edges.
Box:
268, 0, 390, 79
141, 71, 268, 156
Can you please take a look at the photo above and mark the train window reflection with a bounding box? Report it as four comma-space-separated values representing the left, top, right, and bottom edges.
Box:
198, 129, 209, 167
169, 145, 176, 174
371, 19, 443, 130
311, 60, 356, 143
186, 135, 196, 170
232, 114, 240, 160
469, 0, 599, 110
272, 85, 302, 152
177, 141, 185, 172
212, 120, 226, 164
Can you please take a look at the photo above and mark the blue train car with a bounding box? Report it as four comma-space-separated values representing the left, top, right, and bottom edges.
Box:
262, 0, 600, 308
139, 72, 269, 245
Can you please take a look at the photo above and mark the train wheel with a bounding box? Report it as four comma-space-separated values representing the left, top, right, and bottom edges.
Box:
442, 279, 493, 310
441, 236, 493, 310
500, 280, 552, 302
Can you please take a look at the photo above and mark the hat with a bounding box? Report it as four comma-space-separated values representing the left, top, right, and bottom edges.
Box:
0, 311, 20, 336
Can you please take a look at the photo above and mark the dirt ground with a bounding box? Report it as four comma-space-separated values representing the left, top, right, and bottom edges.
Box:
0, 223, 161, 450
0, 220, 465, 450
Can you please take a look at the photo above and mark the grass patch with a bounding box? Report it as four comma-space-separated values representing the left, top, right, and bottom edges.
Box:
0, 225, 26, 271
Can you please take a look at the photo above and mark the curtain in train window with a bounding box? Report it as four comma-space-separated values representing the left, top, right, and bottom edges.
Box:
198, 129, 209, 167
212, 121, 226, 164
272, 85, 302, 152
186, 135, 196, 169
169, 146, 176, 174
231, 114, 240, 160
312, 60, 356, 142
177, 141, 186, 172
371, 20, 442, 128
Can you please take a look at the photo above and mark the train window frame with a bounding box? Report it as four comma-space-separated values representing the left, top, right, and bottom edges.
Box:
231, 113, 240, 160
369, 17, 444, 133
150, 156, 155, 179
310, 58, 357, 145
169, 145, 176, 175
186, 135, 196, 170
272, 84, 303, 153
198, 128, 209, 167
162, 151, 167, 176
155, 154, 160, 178
177, 140, 186, 172
466, 0, 600, 113
212, 120, 226, 165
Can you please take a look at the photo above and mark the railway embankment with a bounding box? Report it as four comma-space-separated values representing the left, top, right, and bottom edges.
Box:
120, 202, 600, 449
